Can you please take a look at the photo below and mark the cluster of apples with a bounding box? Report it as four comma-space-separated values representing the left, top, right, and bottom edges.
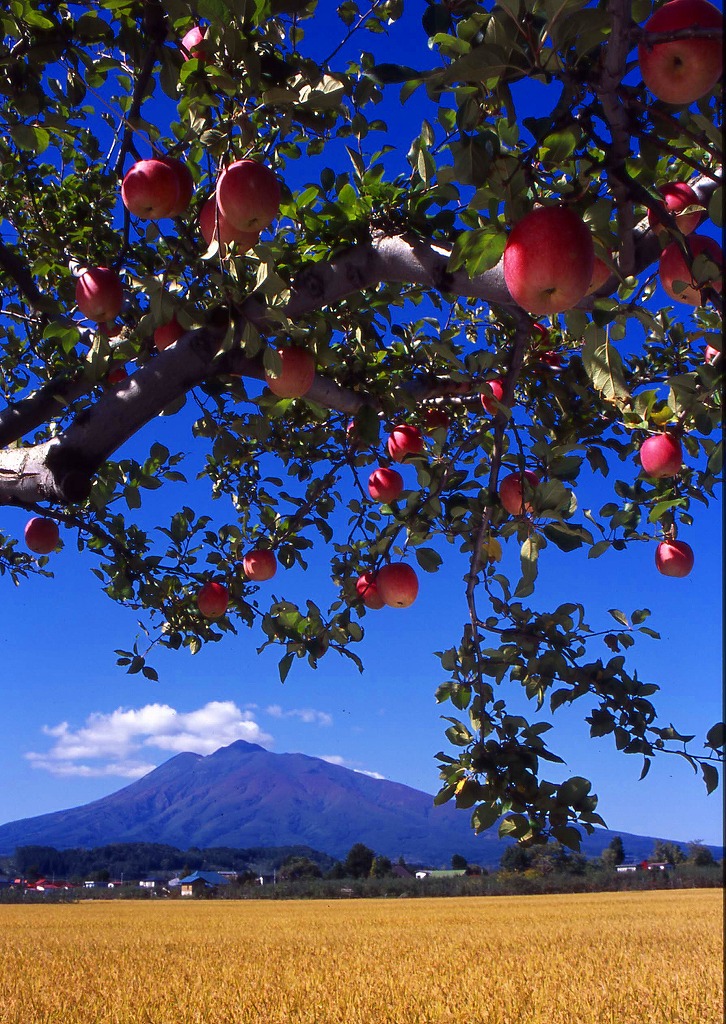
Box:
637, 0, 723, 304
637, 431, 695, 577
74, 145, 281, 357
499, 0, 722, 317
197, 548, 278, 619
647, 180, 723, 305
355, 423, 427, 610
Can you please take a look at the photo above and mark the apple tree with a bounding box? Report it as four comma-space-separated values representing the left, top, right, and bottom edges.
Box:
0, 0, 722, 849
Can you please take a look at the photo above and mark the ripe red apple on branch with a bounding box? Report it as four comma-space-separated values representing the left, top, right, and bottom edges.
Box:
121, 159, 190, 220
659, 235, 723, 304
154, 317, 185, 352
499, 471, 539, 516
368, 467, 404, 504
197, 581, 229, 618
480, 379, 505, 415
387, 424, 424, 462
242, 549, 277, 581
24, 517, 60, 554
356, 571, 384, 609
180, 25, 206, 62
375, 563, 419, 608
655, 539, 695, 577
423, 407, 450, 432
639, 433, 683, 479
503, 206, 595, 315
75, 267, 124, 322
647, 182, 703, 238
199, 197, 260, 255
638, 0, 723, 106
158, 158, 194, 218
217, 160, 281, 234
264, 347, 316, 398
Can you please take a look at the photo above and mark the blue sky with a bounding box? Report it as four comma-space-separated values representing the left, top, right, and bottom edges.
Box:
0, 4, 722, 852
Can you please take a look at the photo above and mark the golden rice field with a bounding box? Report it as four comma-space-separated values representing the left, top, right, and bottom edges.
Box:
0, 889, 721, 1024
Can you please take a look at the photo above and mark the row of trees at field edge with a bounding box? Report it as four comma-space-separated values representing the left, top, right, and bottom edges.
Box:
6, 837, 718, 884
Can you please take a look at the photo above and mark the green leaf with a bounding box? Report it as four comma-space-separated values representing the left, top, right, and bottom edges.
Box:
366, 63, 421, 84
415, 547, 443, 573
434, 784, 455, 806
10, 124, 50, 153
608, 608, 629, 628
449, 228, 506, 276
551, 825, 582, 851
514, 534, 543, 598
471, 802, 499, 832
582, 333, 630, 406
701, 762, 718, 795
539, 125, 581, 163
444, 717, 474, 746
278, 651, 294, 683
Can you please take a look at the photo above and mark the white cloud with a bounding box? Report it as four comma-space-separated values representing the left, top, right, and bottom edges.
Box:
265, 705, 333, 727
26, 701, 272, 779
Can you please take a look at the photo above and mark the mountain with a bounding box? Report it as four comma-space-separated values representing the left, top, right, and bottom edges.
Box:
0, 741, 718, 866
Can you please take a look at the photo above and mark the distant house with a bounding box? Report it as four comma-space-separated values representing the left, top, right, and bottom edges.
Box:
391, 865, 414, 879
179, 871, 230, 897
415, 869, 467, 880
138, 874, 170, 890
616, 860, 672, 873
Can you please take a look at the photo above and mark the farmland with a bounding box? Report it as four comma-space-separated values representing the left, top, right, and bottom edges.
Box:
0, 890, 721, 1023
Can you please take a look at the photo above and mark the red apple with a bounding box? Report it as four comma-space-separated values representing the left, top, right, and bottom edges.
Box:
356, 571, 384, 609
199, 196, 260, 254
217, 160, 281, 233
704, 344, 720, 364
480, 378, 505, 414
503, 206, 595, 315
242, 549, 277, 581
586, 255, 611, 295
99, 320, 121, 338
106, 365, 128, 386
24, 517, 60, 554
387, 424, 424, 462
265, 347, 316, 398
535, 350, 565, 373
180, 25, 206, 61
154, 317, 185, 352
158, 157, 194, 217
423, 407, 450, 432
121, 158, 180, 219
638, 0, 723, 105
639, 433, 683, 478
375, 563, 419, 608
655, 539, 694, 577
659, 234, 723, 304
499, 470, 539, 516
368, 467, 404, 504
197, 581, 229, 618
76, 267, 123, 322
648, 182, 702, 237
